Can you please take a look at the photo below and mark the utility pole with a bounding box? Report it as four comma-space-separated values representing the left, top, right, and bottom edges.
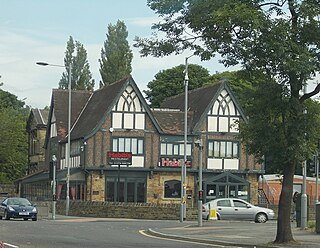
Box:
301, 84, 308, 229
316, 152, 319, 204
52, 155, 57, 220
196, 139, 203, 227
36, 61, 72, 216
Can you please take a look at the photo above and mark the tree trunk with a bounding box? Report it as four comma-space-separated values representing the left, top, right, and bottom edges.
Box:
274, 162, 295, 243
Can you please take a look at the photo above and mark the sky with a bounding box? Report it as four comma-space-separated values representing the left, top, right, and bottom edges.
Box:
2, 1, 319, 109
0, 0, 224, 108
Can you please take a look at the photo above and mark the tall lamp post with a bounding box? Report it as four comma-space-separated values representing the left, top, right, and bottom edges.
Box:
301, 85, 308, 229
36, 61, 72, 216
180, 54, 194, 222
195, 139, 203, 227
52, 155, 57, 220
316, 152, 319, 204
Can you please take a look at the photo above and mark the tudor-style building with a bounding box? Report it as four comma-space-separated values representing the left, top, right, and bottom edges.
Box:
19, 76, 264, 205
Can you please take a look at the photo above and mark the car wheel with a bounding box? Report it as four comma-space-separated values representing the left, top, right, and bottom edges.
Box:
0, 215, 2, 220
32, 216, 37, 221
255, 213, 267, 223
4, 211, 10, 220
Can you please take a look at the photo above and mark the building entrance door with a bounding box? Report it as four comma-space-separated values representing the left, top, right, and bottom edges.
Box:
203, 172, 249, 202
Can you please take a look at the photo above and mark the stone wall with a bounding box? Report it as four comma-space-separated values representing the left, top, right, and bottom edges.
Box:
0, 184, 16, 198
37, 200, 318, 221
55, 201, 198, 220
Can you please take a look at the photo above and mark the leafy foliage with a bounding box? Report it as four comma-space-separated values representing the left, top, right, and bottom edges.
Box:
0, 89, 25, 110
59, 36, 95, 91
0, 89, 28, 183
135, 0, 320, 243
145, 64, 210, 107
99, 20, 133, 87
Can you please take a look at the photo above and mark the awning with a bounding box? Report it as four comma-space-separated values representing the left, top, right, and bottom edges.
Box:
19, 167, 85, 184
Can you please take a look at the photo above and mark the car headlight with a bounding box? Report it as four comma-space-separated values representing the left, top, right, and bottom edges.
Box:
8, 206, 15, 211
31, 207, 37, 213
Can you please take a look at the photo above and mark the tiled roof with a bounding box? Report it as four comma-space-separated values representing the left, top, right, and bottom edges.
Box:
70, 76, 130, 140
160, 82, 223, 130
30, 108, 49, 126
50, 79, 226, 141
152, 109, 194, 135
52, 89, 92, 141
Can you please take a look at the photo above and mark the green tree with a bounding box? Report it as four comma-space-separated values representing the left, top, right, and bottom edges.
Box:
135, 0, 320, 243
99, 20, 133, 87
146, 64, 210, 107
0, 89, 24, 110
59, 36, 95, 91
0, 90, 28, 183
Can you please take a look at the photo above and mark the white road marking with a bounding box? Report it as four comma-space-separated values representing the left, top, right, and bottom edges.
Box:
3, 243, 19, 248
139, 229, 242, 248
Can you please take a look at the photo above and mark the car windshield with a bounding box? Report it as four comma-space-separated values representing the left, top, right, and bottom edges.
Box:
7, 198, 31, 206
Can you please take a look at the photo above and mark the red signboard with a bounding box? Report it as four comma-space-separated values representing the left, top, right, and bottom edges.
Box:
107, 152, 132, 165
159, 157, 191, 168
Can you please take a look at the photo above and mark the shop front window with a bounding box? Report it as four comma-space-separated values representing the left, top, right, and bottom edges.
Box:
164, 180, 181, 198
106, 179, 145, 203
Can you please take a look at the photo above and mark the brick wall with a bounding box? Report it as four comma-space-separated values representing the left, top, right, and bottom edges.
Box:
248, 174, 259, 205
55, 201, 198, 220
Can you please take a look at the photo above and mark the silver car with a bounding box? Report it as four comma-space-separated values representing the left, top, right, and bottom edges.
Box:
202, 198, 275, 223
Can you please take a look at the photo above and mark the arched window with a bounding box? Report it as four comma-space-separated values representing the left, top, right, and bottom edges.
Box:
164, 180, 181, 198
208, 89, 240, 133
112, 85, 145, 130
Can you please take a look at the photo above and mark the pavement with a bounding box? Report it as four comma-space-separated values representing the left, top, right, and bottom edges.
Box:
146, 220, 320, 248
49, 215, 320, 248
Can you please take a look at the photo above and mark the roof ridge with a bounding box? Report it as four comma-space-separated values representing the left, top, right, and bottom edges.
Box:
52, 88, 94, 94
70, 92, 94, 136
163, 81, 224, 102
95, 75, 131, 92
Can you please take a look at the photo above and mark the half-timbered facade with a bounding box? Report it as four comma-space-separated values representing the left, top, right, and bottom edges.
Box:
19, 76, 264, 205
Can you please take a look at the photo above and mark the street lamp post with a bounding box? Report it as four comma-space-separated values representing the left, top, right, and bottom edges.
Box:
301, 160, 308, 229
52, 155, 57, 220
316, 152, 319, 204
180, 55, 194, 222
36, 61, 72, 216
195, 139, 203, 227
301, 85, 308, 229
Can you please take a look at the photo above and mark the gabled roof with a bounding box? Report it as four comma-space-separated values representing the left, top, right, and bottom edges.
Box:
70, 77, 130, 140
70, 75, 162, 140
45, 89, 92, 145
26, 108, 49, 130
160, 81, 246, 133
160, 82, 223, 132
